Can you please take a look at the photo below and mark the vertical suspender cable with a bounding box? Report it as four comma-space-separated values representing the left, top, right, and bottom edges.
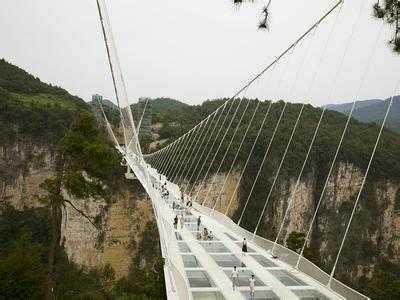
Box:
328, 80, 400, 287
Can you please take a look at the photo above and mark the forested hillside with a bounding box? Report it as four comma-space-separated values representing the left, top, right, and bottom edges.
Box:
0, 59, 165, 299
327, 95, 400, 133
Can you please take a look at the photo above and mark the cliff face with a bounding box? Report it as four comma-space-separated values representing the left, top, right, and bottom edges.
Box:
182, 170, 241, 218
0, 141, 55, 209
2, 142, 155, 278
61, 185, 154, 278
196, 162, 400, 278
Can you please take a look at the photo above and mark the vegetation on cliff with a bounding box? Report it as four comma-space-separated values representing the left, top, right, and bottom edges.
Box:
0, 60, 165, 299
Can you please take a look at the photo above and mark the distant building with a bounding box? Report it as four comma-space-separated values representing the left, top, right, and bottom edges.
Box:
137, 97, 152, 137
92, 94, 103, 102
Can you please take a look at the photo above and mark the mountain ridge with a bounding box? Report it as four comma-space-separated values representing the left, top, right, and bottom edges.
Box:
326, 95, 400, 132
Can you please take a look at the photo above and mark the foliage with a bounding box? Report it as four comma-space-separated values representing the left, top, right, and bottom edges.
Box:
365, 268, 400, 299
0, 231, 47, 300
285, 231, 305, 253
373, 0, 400, 53
113, 222, 166, 299
113, 257, 166, 300
0, 59, 87, 106
0, 206, 113, 300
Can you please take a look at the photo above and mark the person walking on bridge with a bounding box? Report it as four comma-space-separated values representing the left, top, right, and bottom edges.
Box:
231, 266, 239, 290
242, 238, 248, 256
249, 274, 255, 298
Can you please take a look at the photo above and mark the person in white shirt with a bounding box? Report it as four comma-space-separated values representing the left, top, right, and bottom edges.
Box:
249, 274, 256, 297
231, 266, 239, 290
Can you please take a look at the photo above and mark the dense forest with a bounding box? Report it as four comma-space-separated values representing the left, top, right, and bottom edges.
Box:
0, 59, 165, 299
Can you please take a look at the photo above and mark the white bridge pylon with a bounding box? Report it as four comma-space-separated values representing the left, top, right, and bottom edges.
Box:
121, 146, 368, 300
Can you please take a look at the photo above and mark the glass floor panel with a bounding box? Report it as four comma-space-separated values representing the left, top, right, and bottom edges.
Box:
182, 254, 202, 268
178, 242, 191, 253
184, 223, 204, 232
241, 290, 280, 299
192, 291, 225, 300
223, 270, 265, 286
186, 270, 215, 287
235, 242, 256, 252
211, 254, 246, 268
250, 254, 277, 267
184, 216, 197, 223
269, 270, 306, 286
200, 242, 230, 253
225, 232, 238, 241
292, 289, 330, 300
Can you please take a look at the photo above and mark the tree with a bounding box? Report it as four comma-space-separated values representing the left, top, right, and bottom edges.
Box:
38, 112, 120, 300
366, 269, 400, 299
233, 1, 400, 54
285, 231, 306, 253
373, 0, 400, 53
0, 231, 47, 299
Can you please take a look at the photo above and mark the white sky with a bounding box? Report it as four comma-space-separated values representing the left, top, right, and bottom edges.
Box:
0, 0, 399, 106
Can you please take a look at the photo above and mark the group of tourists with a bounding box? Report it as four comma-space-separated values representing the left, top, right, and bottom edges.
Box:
164, 183, 255, 296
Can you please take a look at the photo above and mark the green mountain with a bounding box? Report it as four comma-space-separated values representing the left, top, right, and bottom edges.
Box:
326, 96, 400, 132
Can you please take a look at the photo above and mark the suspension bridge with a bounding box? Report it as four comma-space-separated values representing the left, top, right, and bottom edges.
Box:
94, 0, 399, 299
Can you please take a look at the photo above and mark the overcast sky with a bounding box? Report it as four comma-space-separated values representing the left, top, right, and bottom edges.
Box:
0, 0, 399, 106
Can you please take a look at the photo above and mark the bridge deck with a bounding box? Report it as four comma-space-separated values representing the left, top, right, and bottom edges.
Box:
151, 174, 342, 300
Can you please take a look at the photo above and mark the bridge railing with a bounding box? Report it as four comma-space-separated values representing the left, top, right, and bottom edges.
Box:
193, 202, 369, 300
160, 216, 191, 300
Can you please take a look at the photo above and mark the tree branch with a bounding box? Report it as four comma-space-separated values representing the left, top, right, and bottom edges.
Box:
64, 199, 99, 229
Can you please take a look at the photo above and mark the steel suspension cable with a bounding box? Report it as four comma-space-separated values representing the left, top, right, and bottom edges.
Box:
271, 3, 344, 255
328, 79, 400, 287
176, 119, 209, 185
188, 100, 235, 197
297, 16, 385, 269
183, 111, 220, 194
236, 48, 297, 225
161, 141, 181, 175
194, 97, 245, 204
225, 99, 273, 216
202, 96, 254, 207
165, 135, 189, 177
171, 125, 202, 182
143, 0, 342, 162
169, 130, 195, 180
211, 57, 277, 212
212, 98, 262, 211
252, 27, 319, 236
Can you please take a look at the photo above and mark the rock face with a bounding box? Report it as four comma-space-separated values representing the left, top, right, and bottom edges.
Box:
196, 162, 400, 277
1, 143, 55, 209
61, 186, 154, 278
183, 170, 241, 218
1, 143, 156, 278
3, 141, 400, 282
